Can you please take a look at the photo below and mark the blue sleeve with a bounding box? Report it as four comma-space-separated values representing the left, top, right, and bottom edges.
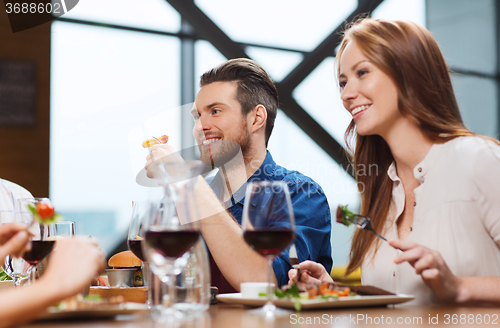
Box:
272, 180, 333, 287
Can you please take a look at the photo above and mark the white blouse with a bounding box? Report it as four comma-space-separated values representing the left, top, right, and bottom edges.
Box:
0, 178, 33, 222
361, 136, 500, 306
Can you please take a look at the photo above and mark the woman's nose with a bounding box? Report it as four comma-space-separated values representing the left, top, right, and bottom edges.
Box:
340, 82, 357, 102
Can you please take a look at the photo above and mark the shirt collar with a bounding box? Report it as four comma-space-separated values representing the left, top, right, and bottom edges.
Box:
386, 142, 442, 183
208, 151, 276, 206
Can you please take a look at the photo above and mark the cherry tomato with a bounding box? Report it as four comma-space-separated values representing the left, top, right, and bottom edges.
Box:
36, 202, 55, 219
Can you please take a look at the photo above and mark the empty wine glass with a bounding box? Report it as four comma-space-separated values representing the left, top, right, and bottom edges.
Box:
52, 221, 76, 238
1, 211, 30, 287
141, 198, 200, 322
242, 181, 296, 317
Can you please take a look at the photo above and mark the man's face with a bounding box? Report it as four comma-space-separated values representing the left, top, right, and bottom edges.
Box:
192, 82, 251, 167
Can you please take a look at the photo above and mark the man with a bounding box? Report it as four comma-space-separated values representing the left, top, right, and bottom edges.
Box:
0, 178, 33, 220
145, 58, 332, 293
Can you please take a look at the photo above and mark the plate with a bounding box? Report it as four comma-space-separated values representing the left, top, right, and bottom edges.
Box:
38, 302, 149, 321
217, 293, 414, 310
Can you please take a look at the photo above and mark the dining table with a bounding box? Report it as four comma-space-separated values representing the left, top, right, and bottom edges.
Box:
19, 302, 500, 327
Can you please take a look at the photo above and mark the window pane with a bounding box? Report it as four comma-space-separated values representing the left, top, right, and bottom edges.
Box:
64, 0, 180, 33
246, 47, 303, 83
194, 40, 227, 94
51, 21, 180, 252
372, 0, 426, 26
195, 0, 356, 52
452, 75, 498, 137
293, 57, 351, 146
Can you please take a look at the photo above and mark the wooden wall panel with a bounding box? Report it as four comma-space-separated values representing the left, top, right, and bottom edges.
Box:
0, 8, 51, 197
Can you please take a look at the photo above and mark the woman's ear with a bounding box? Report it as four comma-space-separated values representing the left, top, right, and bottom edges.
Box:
249, 104, 267, 133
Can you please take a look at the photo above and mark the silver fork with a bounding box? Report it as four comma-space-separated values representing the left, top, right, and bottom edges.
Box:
344, 214, 388, 243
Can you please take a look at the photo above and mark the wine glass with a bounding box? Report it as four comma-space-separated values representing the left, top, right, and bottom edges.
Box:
127, 201, 150, 304
141, 198, 200, 322
242, 181, 296, 317
128, 202, 147, 263
52, 221, 76, 237
16, 198, 56, 284
1, 210, 30, 287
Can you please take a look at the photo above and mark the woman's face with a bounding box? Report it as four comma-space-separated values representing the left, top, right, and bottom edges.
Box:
338, 40, 404, 138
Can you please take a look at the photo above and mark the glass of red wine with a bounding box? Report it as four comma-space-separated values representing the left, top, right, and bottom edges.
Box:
128, 201, 147, 263
242, 181, 296, 317
16, 198, 56, 284
141, 198, 200, 322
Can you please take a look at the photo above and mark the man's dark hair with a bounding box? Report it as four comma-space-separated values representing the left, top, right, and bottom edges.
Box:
200, 58, 279, 147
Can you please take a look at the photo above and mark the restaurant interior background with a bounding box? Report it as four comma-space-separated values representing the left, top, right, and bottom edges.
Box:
0, 0, 498, 264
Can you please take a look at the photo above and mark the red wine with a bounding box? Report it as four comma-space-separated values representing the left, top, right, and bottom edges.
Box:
23, 240, 55, 265
244, 229, 295, 257
145, 230, 199, 259
128, 239, 145, 262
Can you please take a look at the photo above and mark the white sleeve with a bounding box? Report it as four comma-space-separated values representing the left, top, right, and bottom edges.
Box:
473, 140, 500, 245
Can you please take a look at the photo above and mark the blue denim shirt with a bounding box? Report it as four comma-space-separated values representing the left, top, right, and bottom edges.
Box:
208, 151, 332, 287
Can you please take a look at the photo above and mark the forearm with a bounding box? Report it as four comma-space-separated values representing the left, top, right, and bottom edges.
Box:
195, 177, 277, 290
0, 278, 67, 327
455, 276, 500, 306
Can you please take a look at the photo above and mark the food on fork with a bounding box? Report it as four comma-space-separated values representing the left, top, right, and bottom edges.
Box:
142, 135, 169, 148
27, 198, 62, 225
108, 251, 143, 286
336, 205, 356, 227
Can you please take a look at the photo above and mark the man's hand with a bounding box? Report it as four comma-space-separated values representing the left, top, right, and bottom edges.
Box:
390, 239, 462, 303
288, 260, 334, 285
145, 144, 184, 179
0, 223, 31, 261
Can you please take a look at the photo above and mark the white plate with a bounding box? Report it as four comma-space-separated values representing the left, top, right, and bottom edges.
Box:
217, 293, 414, 310
38, 302, 149, 321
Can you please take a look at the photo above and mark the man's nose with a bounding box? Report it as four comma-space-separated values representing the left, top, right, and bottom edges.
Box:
193, 115, 210, 135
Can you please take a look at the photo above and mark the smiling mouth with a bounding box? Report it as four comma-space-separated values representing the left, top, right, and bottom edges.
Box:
202, 138, 221, 146
351, 104, 370, 116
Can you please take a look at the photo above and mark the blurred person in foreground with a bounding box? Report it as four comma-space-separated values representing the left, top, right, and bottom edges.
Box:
145, 58, 332, 293
0, 179, 105, 326
0, 224, 105, 327
289, 18, 500, 306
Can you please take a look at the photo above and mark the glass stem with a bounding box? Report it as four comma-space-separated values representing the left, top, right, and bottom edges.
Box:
30, 265, 36, 285
14, 277, 21, 287
266, 258, 273, 306
161, 273, 176, 309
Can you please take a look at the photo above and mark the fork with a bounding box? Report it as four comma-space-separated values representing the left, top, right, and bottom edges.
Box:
344, 214, 388, 243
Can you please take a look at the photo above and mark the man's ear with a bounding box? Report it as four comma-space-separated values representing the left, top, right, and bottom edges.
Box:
248, 104, 267, 133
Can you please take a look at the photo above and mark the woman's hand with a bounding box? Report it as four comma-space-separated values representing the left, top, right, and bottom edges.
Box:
287, 260, 334, 285
389, 239, 462, 302
40, 237, 105, 299
0, 223, 31, 261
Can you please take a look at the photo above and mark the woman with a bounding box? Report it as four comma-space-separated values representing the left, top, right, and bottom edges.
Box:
289, 18, 500, 306
0, 223, 105, 327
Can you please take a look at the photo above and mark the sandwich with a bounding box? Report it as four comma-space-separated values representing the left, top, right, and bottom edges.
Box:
108, 251, 143, 287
